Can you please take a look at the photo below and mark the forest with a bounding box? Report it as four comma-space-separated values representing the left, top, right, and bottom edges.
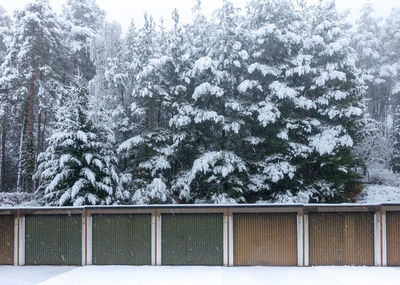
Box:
0, 0, 399, 206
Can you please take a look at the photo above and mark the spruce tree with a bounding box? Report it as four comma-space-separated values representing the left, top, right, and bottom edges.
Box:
35, 79, 120, 206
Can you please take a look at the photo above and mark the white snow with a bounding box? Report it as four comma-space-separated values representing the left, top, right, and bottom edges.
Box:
192, 57, 218, 74
309, 127, 353, 155
237, 80, 261, 93
357, 185, 400, 203
256, 101, 281, 127
248, 63, 279, 77
1, 266, 399, 285
0, 266, 76, 285
192, 82, 224, 100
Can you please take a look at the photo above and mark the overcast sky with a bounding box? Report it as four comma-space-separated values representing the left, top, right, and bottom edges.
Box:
1, 0, 399, 34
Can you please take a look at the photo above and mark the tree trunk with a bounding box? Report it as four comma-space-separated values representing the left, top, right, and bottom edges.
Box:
121, 89, 125, 105
41, 111, 47, 152
37, 110, 42, 156
16, 120, 26, 192
145, 109, 149, 129
28, 75, 35, 133
33, 109, 42, 192
74, 58, 78, 75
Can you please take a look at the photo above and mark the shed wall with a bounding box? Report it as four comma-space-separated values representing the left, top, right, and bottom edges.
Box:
0, 215, 14, 265
25, 215, 82, 265
309, 212, 374, 265
233, 213, 297, 266
92, 214, 151, 265
161, 213, 223, 265
386, 212, 400, 266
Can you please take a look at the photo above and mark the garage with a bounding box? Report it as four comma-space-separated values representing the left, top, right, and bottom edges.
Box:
161, 213, 223, 265
25, 215, 82, 265
0, 215, 14, 265
92, 214, 151, 265
386, 211, 400, 266
234, 213, 298, 266
309, 212, 374, 265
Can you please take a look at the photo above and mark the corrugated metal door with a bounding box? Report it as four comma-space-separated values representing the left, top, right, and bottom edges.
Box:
234, 213, 297, 266
386, 212, 400, 266
92, 214, 151, 265
25, 215, 82, 265
162, 213, 223, 265
309, 212, 374, 265
0, 215, 14, 265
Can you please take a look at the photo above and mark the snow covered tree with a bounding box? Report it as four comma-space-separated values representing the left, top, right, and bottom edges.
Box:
281, 1, 364, 202
234, 0, 364, 203
382, 8, 400, 110
0, 0, 68, 192
354, 116, 393, 168
352, 3, 389, 123
392, 106, 400, 173
35, 78, 120, 206
62, 0, 105, 80
0, 5, 10, 64
170, 1, 250, 204
118, 14, 179, 204
0, 5, 11, 192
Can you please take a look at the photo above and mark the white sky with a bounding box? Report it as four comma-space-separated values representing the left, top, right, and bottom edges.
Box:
1, 0, 399, 34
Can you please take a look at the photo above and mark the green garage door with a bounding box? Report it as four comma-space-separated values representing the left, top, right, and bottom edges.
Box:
25, 215, 82, 265
162, 213, 223, 265
92, 214, 151, 265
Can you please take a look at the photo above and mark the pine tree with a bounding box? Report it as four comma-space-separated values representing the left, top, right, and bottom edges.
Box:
239, 0, 298, 202
1, 0, 67, 192
382, 8, 400, 109
352, 3, 389, 123
0, 5, 11, 192
235, 0, 364, 203
61, 0, 105, 80
392, 106, 400, 173
0, 5, 10, 64
286, 1, 364, 202
171, 1, 250, 204
35, 79, 120, 206
118, 14, 177, 204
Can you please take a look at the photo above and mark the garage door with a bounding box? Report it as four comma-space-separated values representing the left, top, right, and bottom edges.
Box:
386, 212, 400, 266
162, 213, 223, 265
25, 215, 82, 265
309, 212, 374, 265
0, 215, 14, 265
234, 213, 297, 265
92, 214, 151, 265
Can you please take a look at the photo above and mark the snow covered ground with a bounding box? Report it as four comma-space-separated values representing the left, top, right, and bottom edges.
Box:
357, 184, 400, 203
0, 266, 76, 285
1, 266, 400, 285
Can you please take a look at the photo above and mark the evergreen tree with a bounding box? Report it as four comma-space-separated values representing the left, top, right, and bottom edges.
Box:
61, 0, 105, 80
35, 79, 120, 206
118, 14, 178, 204
171, 1, 250, 204
0, 5, 11, 192
352, 3, 389, 123
392, 106, 400, 173
0, 5, 10, 64
0, 0, 67, 192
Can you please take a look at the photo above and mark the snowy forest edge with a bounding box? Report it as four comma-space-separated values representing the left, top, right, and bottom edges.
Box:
0, 0, 399, 207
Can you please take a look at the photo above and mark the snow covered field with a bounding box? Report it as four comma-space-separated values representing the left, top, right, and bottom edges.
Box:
1, 266, 400, 285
